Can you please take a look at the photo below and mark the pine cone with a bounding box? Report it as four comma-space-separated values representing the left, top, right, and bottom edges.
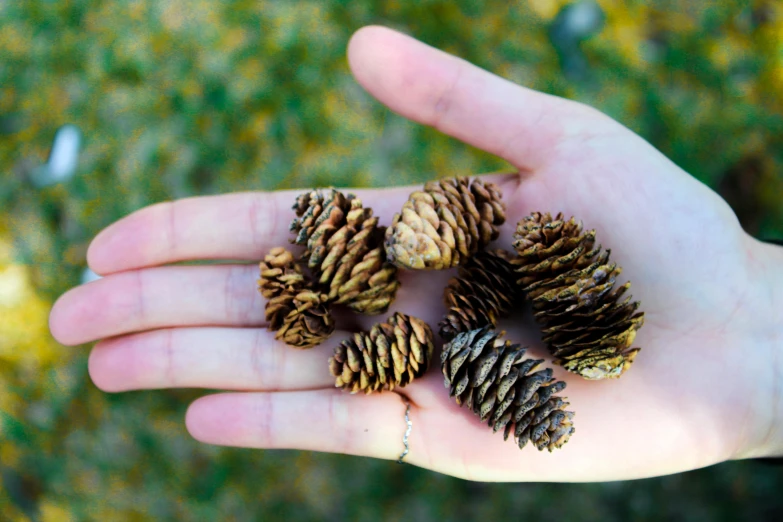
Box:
439, 249, 520, 342
258, 247, 307, 301
441, 328, 575, 452
258, 247, 335, 349
512, 212, 644, 379
290, 189, 400, 315
328, 312, 435, 394
384, 176, 506, 270
274, 290, 336, 349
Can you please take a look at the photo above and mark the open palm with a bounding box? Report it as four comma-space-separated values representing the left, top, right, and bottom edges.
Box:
49, 26, 783, 482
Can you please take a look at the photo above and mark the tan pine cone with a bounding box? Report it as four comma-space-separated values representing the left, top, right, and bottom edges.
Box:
439, 249, 520, 342
512, 212, 644, 379
441, 327, 575, 452
384, 176, 506, 270
290, 189, 400, 315
258, 247, 335, 349
328, 312, 435, 394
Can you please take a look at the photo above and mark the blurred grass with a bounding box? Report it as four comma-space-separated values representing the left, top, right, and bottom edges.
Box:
1, 0, 783, 520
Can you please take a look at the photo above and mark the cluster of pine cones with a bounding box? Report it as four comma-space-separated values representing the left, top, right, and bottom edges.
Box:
258, 176, 645, 452
257, 188, 435, 394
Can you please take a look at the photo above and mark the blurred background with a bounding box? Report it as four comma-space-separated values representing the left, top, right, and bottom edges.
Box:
2, 0, 783, 520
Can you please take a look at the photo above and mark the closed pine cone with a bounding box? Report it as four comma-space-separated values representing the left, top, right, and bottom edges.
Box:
384, 176, 506, 270
290, 189, 400, 315
328, 312, 435, 394
512, 212, 644, 379
258, 247, 335, 349
439, 249, 520, 342
258, 247, 306, 301
441, 327, 575, 452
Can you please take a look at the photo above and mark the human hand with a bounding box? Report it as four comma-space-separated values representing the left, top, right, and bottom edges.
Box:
49, 26, 783, 481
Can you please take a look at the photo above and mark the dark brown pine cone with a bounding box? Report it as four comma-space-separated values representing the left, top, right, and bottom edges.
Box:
273, 290, 336, 349
441, 327, 575, 451
439, 249, 520, 342
258, 247, 335, 349
258, 247, 307, 301
328, 312, 435, 394
290, 189, 400, 315
512, 212, 644, 379
384, 176, 506, 270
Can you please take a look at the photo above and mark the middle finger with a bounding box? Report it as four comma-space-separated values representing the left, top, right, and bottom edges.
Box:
88, 326, 342, 392
50, 263, 455, 347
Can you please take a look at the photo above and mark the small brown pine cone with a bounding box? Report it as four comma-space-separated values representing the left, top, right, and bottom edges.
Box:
512, 212, 644, 379
290, 189, 400, 315
439, 249, 520, 342
290, 189, 362, 265
384, 176, 506, 270
258, 247, 307, 301
258, 247, 308, 330
275, 290, 336, 349
328, 312, 435, 394
441, 328, 575, 452
258, 247, 335, 349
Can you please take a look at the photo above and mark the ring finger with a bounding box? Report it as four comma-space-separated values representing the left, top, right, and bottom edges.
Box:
185, 389, 413, 463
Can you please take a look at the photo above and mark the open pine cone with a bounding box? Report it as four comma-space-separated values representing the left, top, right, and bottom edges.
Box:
384, 176, 506, 270
290, 189, 400, 315
258, 247, 335, 349
439, 249, 520, 342
441, 327, 575, 451
512, 212, 644, 379
328, 312, 435, 394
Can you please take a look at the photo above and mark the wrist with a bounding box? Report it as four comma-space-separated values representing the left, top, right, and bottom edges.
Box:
746, 238, 783, 458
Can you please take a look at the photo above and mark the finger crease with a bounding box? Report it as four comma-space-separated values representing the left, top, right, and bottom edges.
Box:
224, 266, 255, 324
254, 393, 274, 446
328, 392, 351, 455
431, 62, 464, 132
164, 329, 177, 387
134, 270, 147, 325
250, 329, 267, 386
248, 193, 277, 255
272, 338, 286, 391
412, 404, 434, 469
223, 268, 235, 323
460, 445, 475, 482
498, 107, 552, 170
167, 201, 179, 257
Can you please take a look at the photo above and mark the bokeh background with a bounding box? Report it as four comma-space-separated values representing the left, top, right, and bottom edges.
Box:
2, 0, 783, 520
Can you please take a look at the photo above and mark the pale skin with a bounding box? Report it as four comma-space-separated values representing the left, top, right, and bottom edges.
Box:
49, 26, 783, 482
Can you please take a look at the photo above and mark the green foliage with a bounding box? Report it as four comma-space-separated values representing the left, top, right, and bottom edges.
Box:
1, 0, 782, 520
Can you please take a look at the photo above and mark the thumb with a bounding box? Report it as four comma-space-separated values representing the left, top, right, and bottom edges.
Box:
347, 25, 607, 172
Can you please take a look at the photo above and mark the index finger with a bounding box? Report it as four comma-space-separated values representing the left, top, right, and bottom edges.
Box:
87, 174, 520, 275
